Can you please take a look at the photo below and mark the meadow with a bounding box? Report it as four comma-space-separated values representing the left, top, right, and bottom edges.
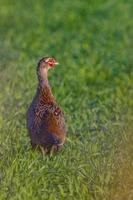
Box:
0, 0, 133, 199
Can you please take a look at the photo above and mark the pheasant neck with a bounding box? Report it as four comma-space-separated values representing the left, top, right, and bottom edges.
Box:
37, 69, 54, 101
38, 68, 49, 88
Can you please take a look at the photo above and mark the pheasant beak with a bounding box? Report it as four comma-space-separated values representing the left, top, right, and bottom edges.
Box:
55, 62, 59, 65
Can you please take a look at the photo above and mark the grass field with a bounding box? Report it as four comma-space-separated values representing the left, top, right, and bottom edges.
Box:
0, 0, 133, 199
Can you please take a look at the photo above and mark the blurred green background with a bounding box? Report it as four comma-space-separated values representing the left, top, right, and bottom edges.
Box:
0, 0, 133, 199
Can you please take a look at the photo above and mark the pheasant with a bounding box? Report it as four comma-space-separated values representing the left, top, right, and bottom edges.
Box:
26, 57, 66, 154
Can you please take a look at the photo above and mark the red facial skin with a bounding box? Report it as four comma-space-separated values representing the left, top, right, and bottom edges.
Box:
45, 58, 56, 67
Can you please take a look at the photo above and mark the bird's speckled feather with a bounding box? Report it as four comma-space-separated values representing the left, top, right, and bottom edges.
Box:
26, 57, 66, 154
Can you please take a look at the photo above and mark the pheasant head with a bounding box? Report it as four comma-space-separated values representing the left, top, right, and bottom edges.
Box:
37, 57, 59, 85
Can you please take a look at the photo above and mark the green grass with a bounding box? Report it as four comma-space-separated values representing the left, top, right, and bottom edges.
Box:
0, 0, 133, 199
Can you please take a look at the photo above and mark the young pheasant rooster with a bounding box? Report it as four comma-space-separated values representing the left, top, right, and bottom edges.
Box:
26, 57, 66, 154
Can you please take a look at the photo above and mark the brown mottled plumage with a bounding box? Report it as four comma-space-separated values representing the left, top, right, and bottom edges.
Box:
26, 57, 66, 155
